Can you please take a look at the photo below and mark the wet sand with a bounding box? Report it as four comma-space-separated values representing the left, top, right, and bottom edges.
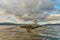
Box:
0, 26, 57, 40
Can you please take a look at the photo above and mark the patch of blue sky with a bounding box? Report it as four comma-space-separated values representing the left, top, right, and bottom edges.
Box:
51, 0, 60, 9
51, 0, 59, 2
7, 16, 17, 23
50, 0, 60, 14
55, 2, 60, 9
48, 10, 58, 14
48, 12, 52, 14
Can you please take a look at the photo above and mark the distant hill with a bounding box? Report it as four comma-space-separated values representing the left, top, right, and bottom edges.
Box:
0, 23, 25, 25
42, 23, 60, 26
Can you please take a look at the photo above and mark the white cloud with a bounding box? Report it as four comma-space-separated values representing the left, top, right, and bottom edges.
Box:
0, 0, 55, 20
48, 14, 60, 18
44, 14, 60, 24
0, 14, 23, 23
0, 0, 57, 24
0, 10, 24, 23
46, 14, 60, 21
47, 20, 60, 24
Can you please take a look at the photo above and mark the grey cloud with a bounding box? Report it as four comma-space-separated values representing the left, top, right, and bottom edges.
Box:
0, 0, 55, 21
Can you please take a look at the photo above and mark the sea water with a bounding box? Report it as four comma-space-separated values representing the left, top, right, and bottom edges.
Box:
42, 24, 60, 40
0, 24, 60, 40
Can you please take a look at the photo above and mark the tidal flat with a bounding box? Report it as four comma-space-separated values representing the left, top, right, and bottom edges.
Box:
0, 25, 59, 40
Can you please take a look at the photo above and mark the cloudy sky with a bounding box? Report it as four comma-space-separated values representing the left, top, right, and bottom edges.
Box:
0, 0, 60, 24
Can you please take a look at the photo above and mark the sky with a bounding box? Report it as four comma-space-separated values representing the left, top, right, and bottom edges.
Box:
0, 0, 60, 24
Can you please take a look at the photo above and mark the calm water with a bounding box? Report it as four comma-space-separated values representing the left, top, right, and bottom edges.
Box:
0, 24, 60, 40
42, 24, 60, 40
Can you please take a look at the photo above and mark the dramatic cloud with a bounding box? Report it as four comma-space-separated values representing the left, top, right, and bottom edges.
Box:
0, 0, 60, 24
0, 0, 55, 21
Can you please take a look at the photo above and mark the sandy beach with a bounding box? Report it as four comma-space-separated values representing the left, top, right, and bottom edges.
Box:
0, 26, 57, 40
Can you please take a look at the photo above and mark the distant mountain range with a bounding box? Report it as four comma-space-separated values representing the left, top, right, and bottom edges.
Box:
42, 23, 60, 26
0, 23, 60, 26
0, 23, 24, 25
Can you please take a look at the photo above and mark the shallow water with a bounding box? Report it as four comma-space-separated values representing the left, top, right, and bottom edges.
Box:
41, 25, 60, 40
0, 25, 60, 40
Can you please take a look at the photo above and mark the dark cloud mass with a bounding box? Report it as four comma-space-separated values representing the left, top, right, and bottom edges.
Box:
0, 0, 55, 21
